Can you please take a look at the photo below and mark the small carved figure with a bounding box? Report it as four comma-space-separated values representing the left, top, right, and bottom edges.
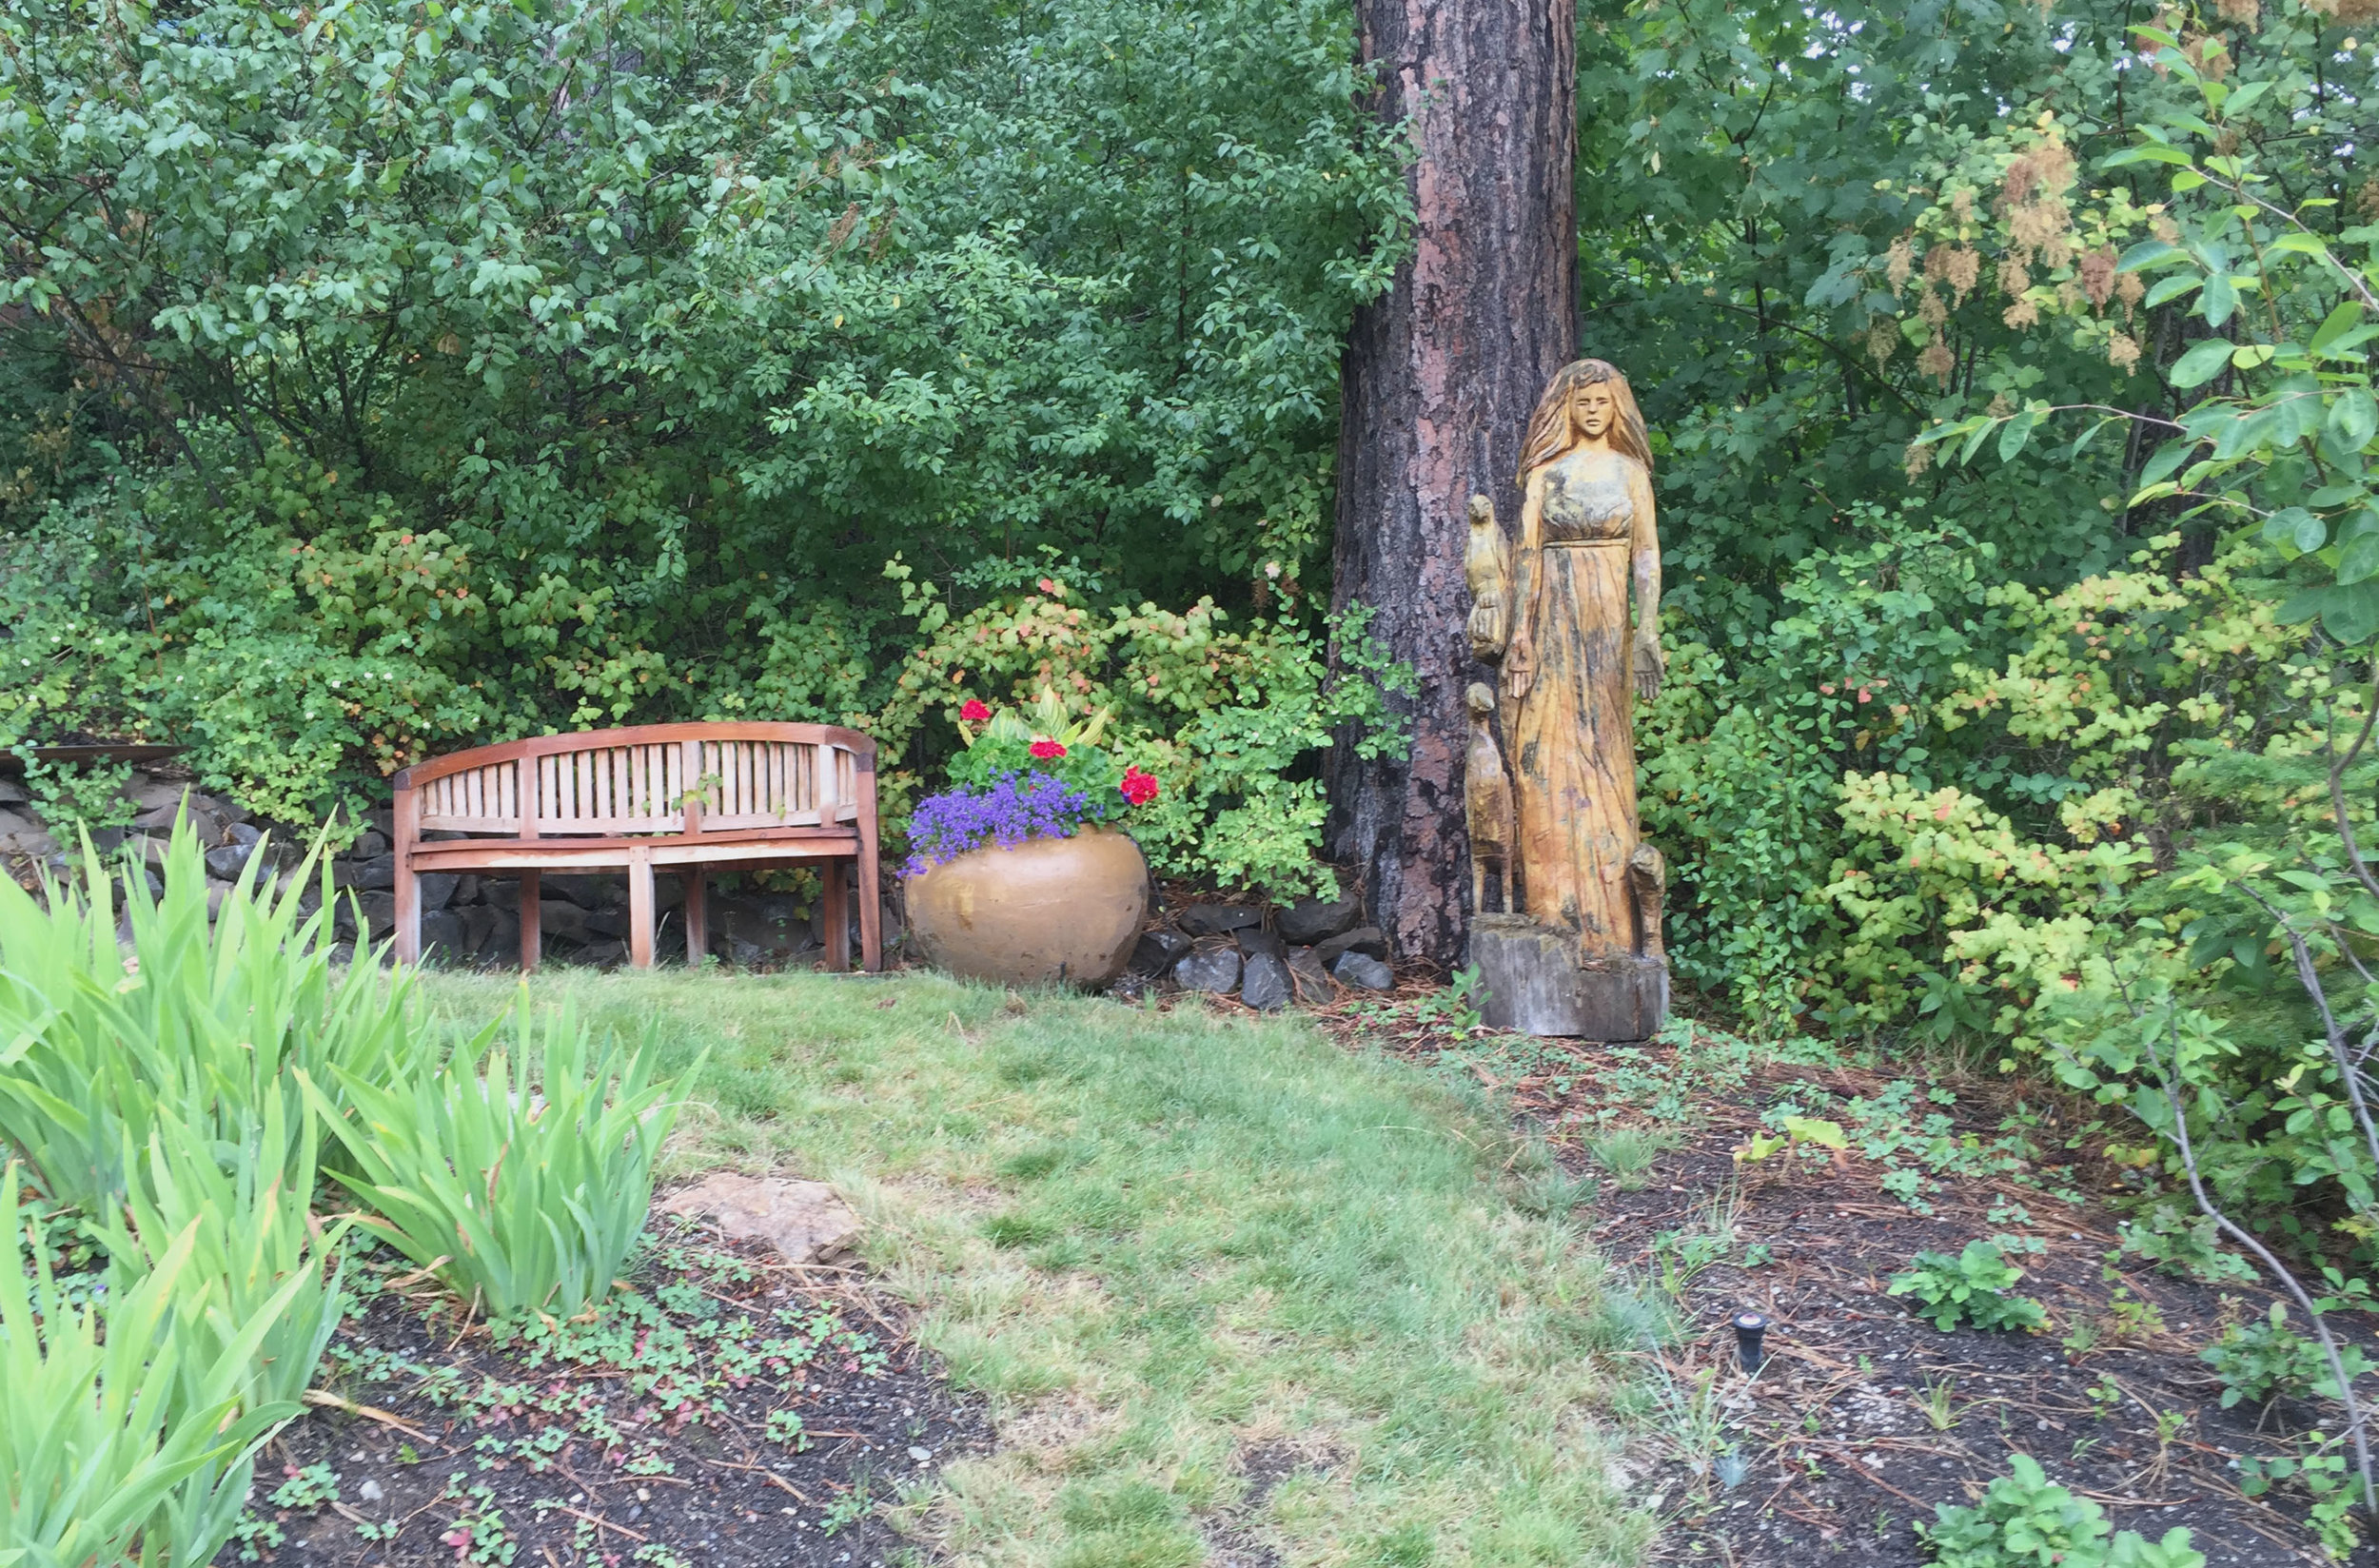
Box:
1625, 841, 1666, 963
1464, 682, 1515, 915
1465, 494, 1511, 661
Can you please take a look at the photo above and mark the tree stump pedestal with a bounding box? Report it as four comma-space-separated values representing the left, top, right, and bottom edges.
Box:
1470, 914, 1666, 1041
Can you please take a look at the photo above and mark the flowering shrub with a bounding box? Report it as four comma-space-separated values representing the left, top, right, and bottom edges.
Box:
901, 689, 1160, 875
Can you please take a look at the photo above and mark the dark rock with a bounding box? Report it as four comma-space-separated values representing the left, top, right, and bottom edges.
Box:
418, 909, 467, 961
129, 834, 170, 867
474, 909, 521, 965
1331, 951, 1394, 990
576, 939, 628, 968
333, 891, 397, 942
1278, 896, 1363, 946
132, 796, 226, 846
1130, 929, 1193, 975
1313, 926, 1388, 965
347, 829, 389, 859
418, 872, 460, 912
1240, 951, 1292, 1011
226, 822, 264, 849
1287, 946, 1336, 1002
206, 793, 253, 828
333, 853, 397, 892
543, 873, 619, 909
206, 883, 232, 922
1172, 947, 1242, 993
1179, 903, 1262, 936
452, 874, 482, 907
460, 903, 500, 954
1236, 927, 1286, 960
0, 777, 28, 807
482, 877, 523, 911
538, 898, 602, 946
205, 842, 256, 880
325, 942, 356, 968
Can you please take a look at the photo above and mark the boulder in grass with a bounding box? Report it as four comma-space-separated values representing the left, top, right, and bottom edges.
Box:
1173, 946, 1242, 993
1240, 951, 1292, 1011
659, 1173, 863, 1265
1331, 951, 1394, 990
1278, 896, 1363, 946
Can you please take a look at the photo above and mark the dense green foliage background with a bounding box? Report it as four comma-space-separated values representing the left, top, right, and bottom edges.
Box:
5, 0, 2379, 1259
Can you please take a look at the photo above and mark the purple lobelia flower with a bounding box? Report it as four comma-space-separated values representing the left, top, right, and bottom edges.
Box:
902, 771, 1098, 877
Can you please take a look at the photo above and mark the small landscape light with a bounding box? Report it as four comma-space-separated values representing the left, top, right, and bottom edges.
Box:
1733, 1311, 1769, 1373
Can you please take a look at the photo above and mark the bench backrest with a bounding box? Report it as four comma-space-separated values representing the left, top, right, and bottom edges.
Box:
395, 723, 874, 839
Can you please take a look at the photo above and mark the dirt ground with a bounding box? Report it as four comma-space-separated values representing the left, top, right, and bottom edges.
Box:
1321, 995, 2379, 1568
218, 1215, 992, 1568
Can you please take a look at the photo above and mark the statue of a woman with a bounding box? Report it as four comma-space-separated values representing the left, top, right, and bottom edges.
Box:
1501, 359, 1663, 960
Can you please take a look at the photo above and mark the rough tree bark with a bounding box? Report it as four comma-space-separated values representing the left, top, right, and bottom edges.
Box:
1327, 0, 1579, 967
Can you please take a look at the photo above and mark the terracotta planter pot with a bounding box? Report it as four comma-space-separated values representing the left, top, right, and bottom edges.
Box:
906, 829, 1149, 988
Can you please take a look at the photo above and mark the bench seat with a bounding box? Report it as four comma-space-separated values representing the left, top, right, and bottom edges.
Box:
392, 722, 880, 971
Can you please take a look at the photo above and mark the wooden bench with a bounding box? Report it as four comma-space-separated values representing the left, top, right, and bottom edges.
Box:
391, 722, 880, 971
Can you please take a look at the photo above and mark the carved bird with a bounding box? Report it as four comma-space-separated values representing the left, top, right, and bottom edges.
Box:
1465, 494, 1510, 662
1464, 682, 1515, 915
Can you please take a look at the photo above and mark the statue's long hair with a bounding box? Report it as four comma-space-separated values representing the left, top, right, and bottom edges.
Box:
1516, 359, 1653, 482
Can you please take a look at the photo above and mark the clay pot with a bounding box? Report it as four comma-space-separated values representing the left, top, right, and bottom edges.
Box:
905, 829, 1150, 988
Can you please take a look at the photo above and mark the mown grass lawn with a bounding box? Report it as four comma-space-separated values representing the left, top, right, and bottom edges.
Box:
421, 969, 1649, 1568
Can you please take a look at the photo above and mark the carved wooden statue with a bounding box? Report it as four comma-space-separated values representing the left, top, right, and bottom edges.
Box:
1463, 682, 1514, 914
1465, 358, 1669, 1039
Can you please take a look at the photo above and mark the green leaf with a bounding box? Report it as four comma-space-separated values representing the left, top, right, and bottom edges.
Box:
2262, 507, 2326, 554
2332, 389, 2378, 450
2171, 337, 2236, 389
2338, 531, 2379, 587
2201, 271, 2239, 326
1997, 406, 2042, 463
2325, 580, 2379, 646
2144, 273, 2204, 308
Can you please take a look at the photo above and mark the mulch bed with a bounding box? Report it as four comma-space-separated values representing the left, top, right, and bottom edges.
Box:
221, 1214, 990, 1568
1323, 997, 2379, 1567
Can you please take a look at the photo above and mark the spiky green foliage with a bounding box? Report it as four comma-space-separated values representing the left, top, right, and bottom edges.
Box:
312, 1003, 699, 1318
2, 1164, 305, 1568
0, 825, 422, 1207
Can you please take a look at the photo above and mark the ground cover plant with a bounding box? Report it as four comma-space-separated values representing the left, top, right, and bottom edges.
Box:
417, 966, 1651, 1566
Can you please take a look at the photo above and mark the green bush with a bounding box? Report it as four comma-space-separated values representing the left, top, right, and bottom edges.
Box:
2, 1164, 308, 1568
0, 828, 422, 1208
313, 1003, 699, 1319
1922, 1455, 2203, 1568
1888, 1240, 2049, 1333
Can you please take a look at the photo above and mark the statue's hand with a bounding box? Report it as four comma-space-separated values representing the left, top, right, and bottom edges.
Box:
1504, 637, 1534, 698
1633, 633, 1663, 703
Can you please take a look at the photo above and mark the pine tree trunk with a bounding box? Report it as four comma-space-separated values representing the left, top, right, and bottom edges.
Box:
1327, 0, 1578, 968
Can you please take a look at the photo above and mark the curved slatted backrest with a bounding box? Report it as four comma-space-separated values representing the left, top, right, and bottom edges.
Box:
403, 723, 873, 838
416, 759, 524, 834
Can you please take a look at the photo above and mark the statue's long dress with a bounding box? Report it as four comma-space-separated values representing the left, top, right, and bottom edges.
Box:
1509, 449, 1647, 956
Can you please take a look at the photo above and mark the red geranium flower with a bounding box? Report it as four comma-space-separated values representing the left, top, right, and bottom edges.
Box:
1029, 738, 1067, 759
959, 697, 992, 722
1119, 766, 1159, 806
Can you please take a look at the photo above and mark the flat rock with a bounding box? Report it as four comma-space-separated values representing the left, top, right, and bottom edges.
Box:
419, 909, 467, 960
1240, 951, 1292, 1011
659, 1173, 863, 1265
1331, 951, 1394, 990
1313, 926, 1388, 965
1173, 946, 1242, 993
1179, 903, 1262, 936
544, 873, 620, 909
1278, 896, 1363, 945
333, 853, 397, 892
1130, 928, 1193, 974
418, 872, 460, 911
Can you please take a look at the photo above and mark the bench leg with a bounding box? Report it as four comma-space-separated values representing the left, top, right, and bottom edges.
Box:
681, 869, 707, 967
628, 848, 655, 970
520, 870, 541, 972
856, 837, 880, 974
822, 859, 849, 973
394, 860, 421, 967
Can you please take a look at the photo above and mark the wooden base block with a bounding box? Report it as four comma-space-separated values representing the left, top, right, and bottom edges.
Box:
1470, 914, 1667, 1040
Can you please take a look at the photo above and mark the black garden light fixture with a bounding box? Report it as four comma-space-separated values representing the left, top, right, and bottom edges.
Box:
1734, 1311, 1768, 1373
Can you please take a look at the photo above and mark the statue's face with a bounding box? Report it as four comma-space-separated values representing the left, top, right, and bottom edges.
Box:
1570, 382, 1617, 441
